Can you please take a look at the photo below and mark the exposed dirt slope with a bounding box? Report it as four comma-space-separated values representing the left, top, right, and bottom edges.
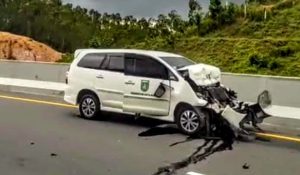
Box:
0, 32, 62, 62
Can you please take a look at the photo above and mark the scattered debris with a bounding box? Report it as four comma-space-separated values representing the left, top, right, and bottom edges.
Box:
242, 163, 250, 170
153, 116, 236, 175
50, 153, 58, 157
138, 126, 179, 137
153, 139, 231, 175
169, 136, 195, 147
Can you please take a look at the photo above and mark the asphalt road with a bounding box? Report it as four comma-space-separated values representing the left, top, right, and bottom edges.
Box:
0, 91, 300, 175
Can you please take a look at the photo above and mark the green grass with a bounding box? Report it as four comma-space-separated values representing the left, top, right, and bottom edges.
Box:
128, 0, 300, 77
130, 37, 300, 77
212, 0, 300, 39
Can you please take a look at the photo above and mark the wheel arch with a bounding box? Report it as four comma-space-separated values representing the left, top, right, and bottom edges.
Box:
173, 102, 194, 119
76, 89, 100, 105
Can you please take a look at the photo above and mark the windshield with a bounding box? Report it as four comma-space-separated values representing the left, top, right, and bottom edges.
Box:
160, 56, 195, 69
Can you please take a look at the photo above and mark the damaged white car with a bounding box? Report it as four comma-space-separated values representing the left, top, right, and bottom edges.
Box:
64, 49, 272, 139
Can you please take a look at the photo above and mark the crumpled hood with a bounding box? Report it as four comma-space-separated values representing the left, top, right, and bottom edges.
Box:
179, 64, 221, 86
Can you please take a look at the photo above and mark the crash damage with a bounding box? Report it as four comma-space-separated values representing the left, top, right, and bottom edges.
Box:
152, 64, 273, 175
178, 63, 272, 141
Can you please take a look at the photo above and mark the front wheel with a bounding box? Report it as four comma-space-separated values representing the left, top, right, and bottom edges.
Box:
175, 107, 206, 135
79, 94, 100, 119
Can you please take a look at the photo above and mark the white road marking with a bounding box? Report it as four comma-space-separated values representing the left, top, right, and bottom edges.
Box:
187, 172, 206, 175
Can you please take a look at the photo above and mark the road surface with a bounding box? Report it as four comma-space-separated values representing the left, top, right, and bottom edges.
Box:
0, 91, 299, 175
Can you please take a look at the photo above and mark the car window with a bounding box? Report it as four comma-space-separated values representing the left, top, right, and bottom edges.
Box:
125, 54, 168, 79
106, 55, 124, 72
77, 54, 105, 69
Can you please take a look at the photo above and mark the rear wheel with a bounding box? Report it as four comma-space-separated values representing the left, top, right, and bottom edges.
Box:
175, 107, 206, 135
79, 94, 100, 119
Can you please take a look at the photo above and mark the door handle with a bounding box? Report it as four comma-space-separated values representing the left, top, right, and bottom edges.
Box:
96, 74, 104, 79
125, 81, 135, 85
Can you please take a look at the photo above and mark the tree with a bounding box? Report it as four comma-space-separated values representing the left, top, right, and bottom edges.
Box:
222, 3, 237, 24
168, 10, 185, 33
188, 0, 203, 35
156, 14, 171, 36
209, 0, 223, 20
137, 18, 149, 29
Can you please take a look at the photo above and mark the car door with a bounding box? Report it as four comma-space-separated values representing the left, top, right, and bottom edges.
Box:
75, 53, 106, 95
94, 54, 124, 109
123, 53, 171, 116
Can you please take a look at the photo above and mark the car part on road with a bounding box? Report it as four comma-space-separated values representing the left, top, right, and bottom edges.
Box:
79, 94, 100, 119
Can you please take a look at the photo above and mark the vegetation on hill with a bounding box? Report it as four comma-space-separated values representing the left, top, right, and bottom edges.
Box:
0, 0, 299, 76
130, 37, 300, 76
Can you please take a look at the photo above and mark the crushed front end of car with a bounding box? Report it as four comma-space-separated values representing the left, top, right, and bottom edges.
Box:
178, 64, 272, 140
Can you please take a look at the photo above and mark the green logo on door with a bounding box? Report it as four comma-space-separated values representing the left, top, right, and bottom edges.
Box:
141, 80, 150, 92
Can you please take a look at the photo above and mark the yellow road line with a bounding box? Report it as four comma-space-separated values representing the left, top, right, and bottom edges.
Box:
256, 133, 300, 143
1, 94, 300, 143
0, 95, 77, 109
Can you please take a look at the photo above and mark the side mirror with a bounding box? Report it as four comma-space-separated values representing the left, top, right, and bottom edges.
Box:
154, 83, 166, 98
257, 90, 272, 109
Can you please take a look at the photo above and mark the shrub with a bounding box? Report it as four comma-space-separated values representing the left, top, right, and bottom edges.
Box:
274, 0, 296, 10
270, 46, 295, 57
248, 53, 268, 68
57, 53, 73, 63
248, 8, 265, 21
269, 60, 281, 70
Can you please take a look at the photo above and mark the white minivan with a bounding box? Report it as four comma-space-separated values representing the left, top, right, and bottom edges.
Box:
64, 49, 270, 136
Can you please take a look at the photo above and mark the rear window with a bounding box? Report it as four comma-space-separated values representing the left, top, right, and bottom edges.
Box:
106, 55, 124, 72
77, 54, 105, 69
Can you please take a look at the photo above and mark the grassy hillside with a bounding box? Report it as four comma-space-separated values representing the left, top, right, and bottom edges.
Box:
131, 37, 300, 76
211, 0, 300, 39
130, 0, 300, 77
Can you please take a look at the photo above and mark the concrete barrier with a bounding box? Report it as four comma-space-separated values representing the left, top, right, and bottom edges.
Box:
1, 59, 300, 108
222, 73, 300, 108
1, 60, 300, 130
0, 59, 69, 83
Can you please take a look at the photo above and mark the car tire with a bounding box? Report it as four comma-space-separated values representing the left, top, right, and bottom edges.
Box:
79, 94, 100, 120
175, 107, 206, 136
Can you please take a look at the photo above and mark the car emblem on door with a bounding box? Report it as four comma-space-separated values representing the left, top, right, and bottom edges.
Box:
141, 80, 150, 92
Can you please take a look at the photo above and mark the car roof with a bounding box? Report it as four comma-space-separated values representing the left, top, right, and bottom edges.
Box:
75, 49, 183, 58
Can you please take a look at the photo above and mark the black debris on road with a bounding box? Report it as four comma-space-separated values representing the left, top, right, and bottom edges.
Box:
243, 163, 250, 170
152, 116, 236, 175
138, 126, 179, 137
50, 153, 58, 157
